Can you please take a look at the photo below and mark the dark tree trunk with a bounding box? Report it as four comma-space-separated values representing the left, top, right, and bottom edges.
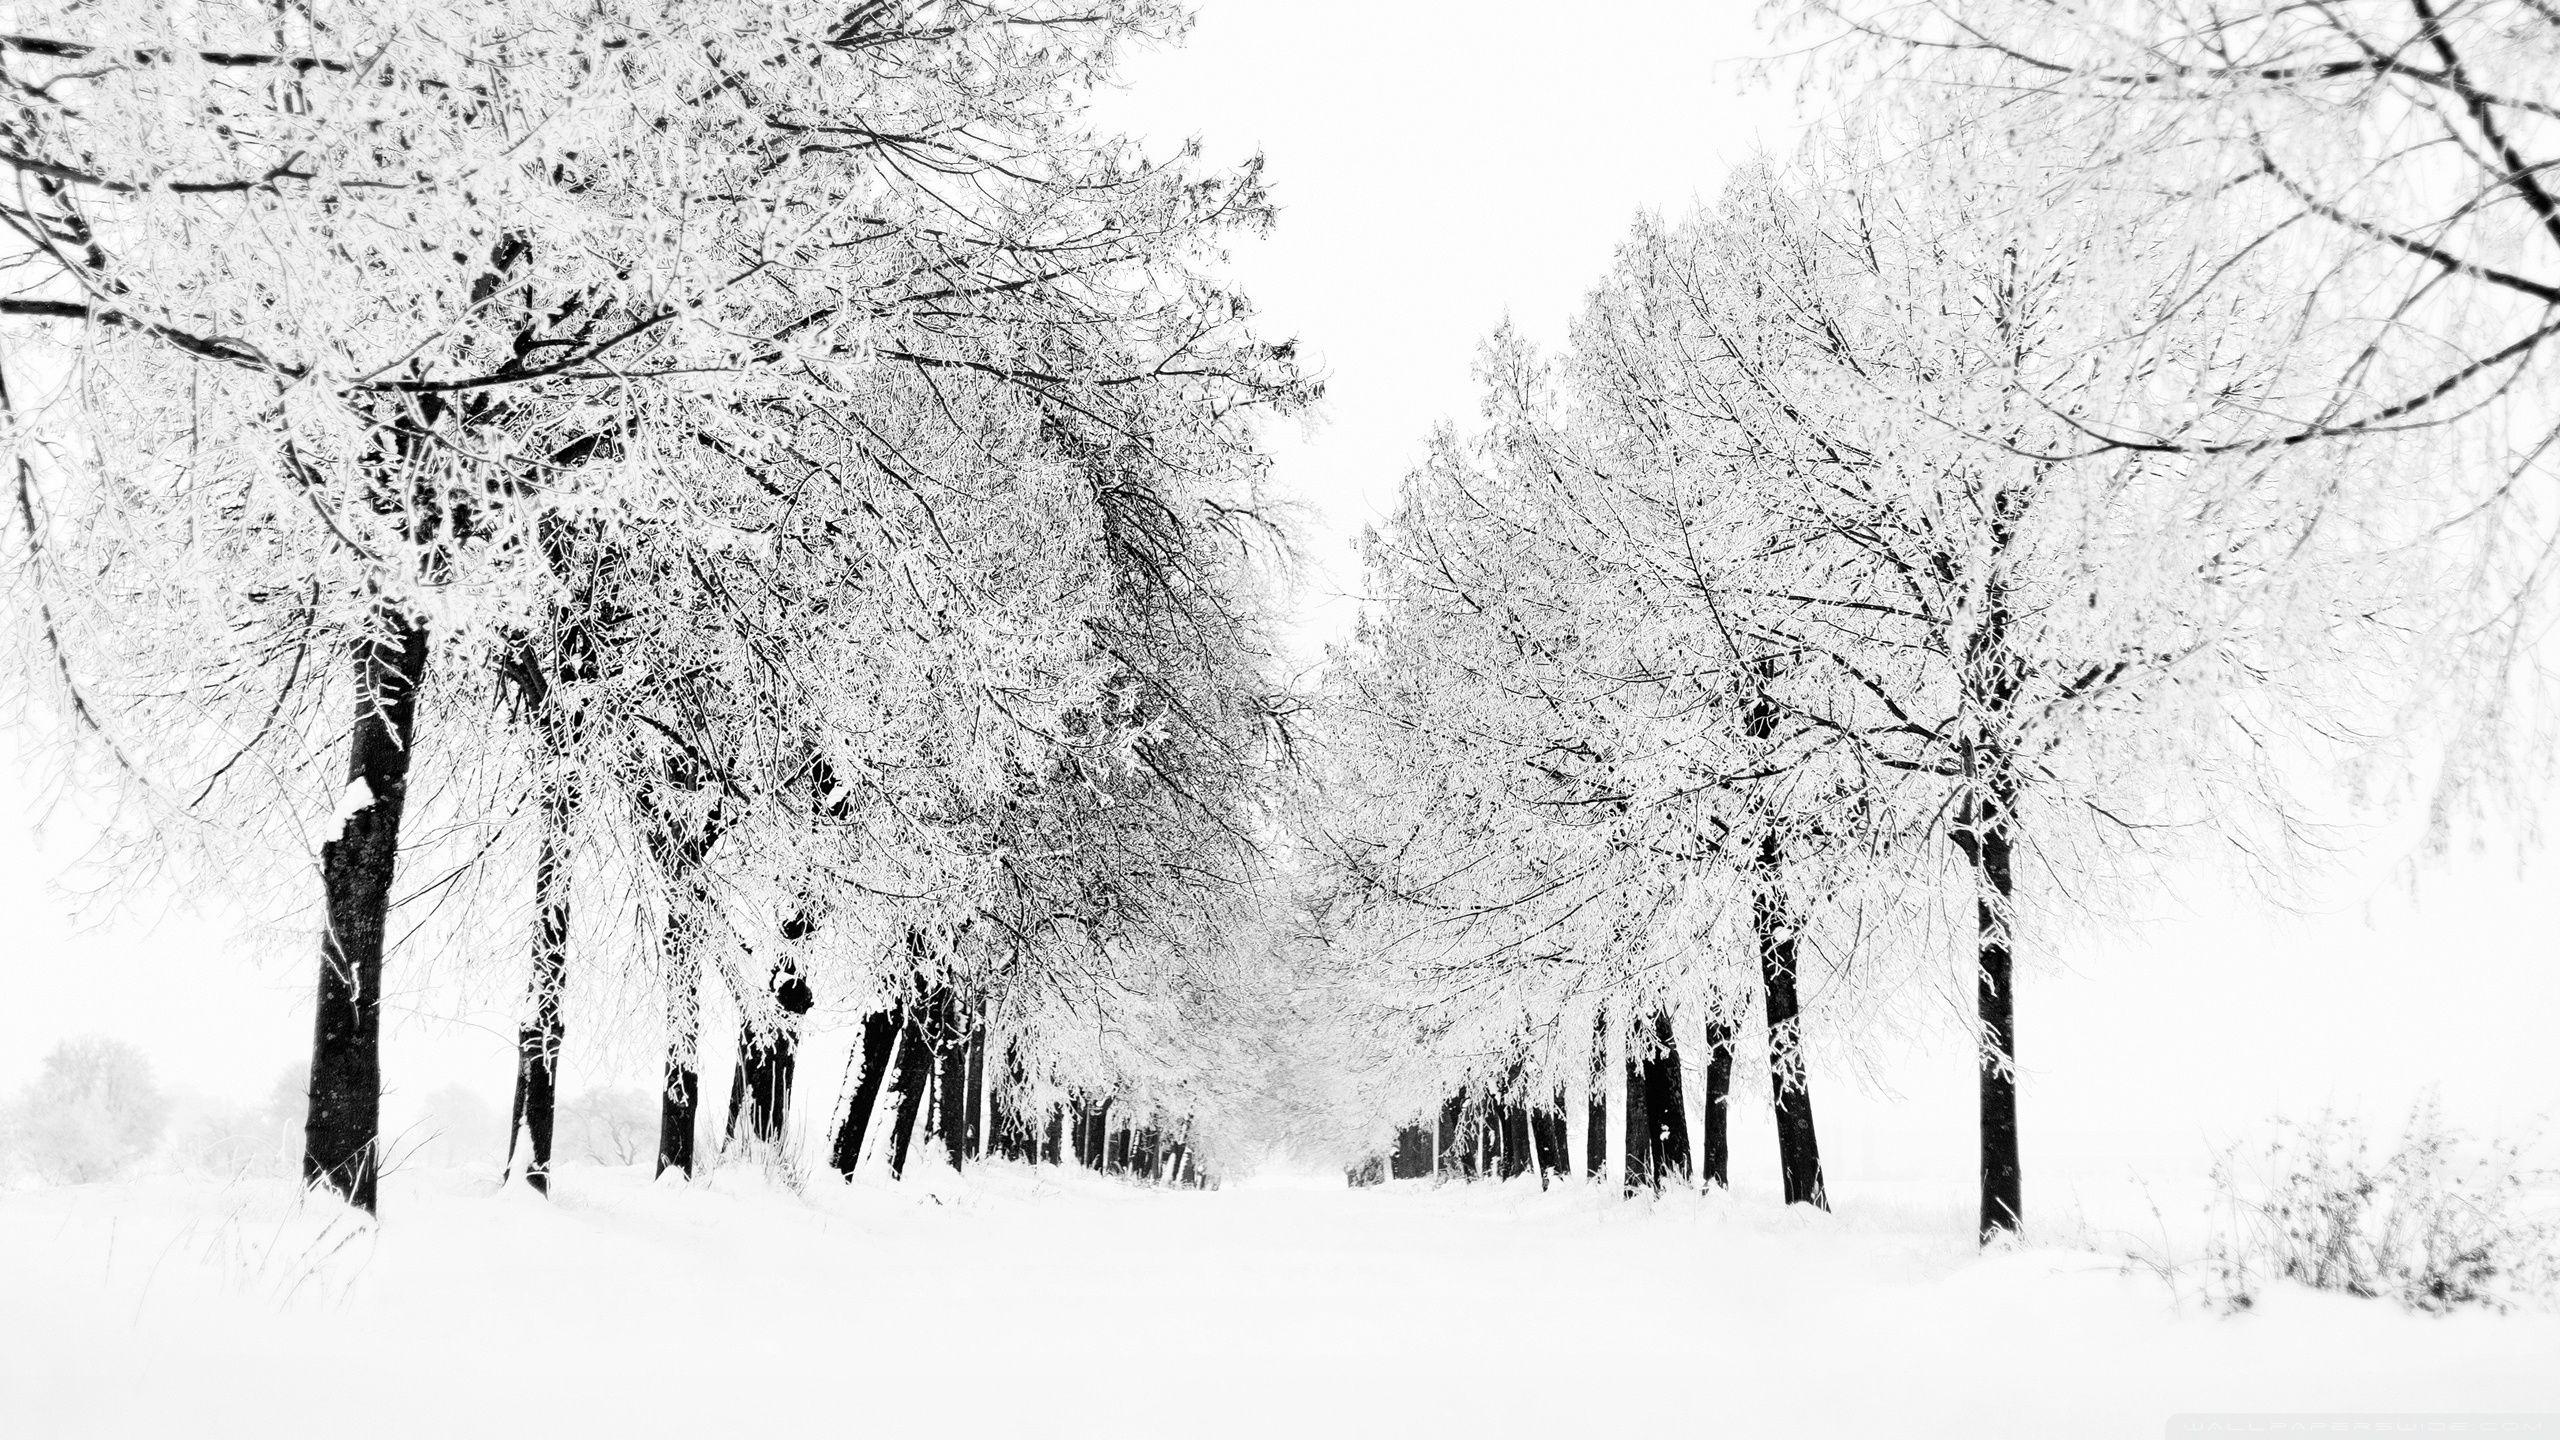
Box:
987, 1040, 1023, 1160
1392, 1122, 1432, 1179
1698, 1014, 1735, 1188
1965, 484, 2029, 1243
304, 616, 431, 1215
1755, 833, 1828, 1209
727, 963, 815, 1150
1435, 1093, 1465, 1178
655, 913, 703, 1180
1044, 1104, 1064, 1165
829, 1011, 900, 1176
1974, 784, 2022, 1240
1621, 1045, 1653, 1195
724, 1034, 751, 1142
1585, 1007, 1610, 1181
962, 1022, 986, 1161
937, 1009, 970, 1173
647, 808, 727, 1182
505, 762, 578, 1196
1644, 1010, 1691, 1184
1088, 1098, 1113, 1171
724, 1032, 750, 1143
1526, 1105, 1561, 1182
1498, 1104, 1531, 1180
657, 1030, 698, 1177
886, 1001, 937, 1180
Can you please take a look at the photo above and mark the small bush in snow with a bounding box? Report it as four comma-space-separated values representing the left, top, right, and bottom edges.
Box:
0, 1036, 171, 1184
560, 1089, 656, 1167
169, 1064, 307, 1179
169, 1103, 291, 1179
2207, 1100, 2559, 1315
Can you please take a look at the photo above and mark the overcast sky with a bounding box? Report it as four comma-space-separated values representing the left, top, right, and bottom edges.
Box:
2, 1, 2552, 1185
1094, 1, 1812, 660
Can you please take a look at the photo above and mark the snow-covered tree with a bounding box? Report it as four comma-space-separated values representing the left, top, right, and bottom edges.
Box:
2, 1036, 169, 1184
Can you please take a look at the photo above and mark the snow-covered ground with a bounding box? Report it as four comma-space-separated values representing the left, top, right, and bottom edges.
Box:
9, 1162, 2554, 1439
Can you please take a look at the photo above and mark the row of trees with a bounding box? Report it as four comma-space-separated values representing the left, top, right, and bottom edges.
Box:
7, 0, 2549, 1226
1, 1, 1298, 1211
1311, 0, 2553, 1240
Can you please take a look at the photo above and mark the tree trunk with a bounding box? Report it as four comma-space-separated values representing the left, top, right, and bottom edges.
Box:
1606, 1005, 1637, 1194
1755, 833, 1828, 1209
1622, 1042, 1652, 1194
1392, 1122, 1432, 1180
505, 761, 577, 1196
886, 999, 937, 1179
1967, 489, 2027, 1242
305, 617, 430, 1214
1565, 1000, 1593, 1182
1044, 1104, 1064, 1165
1435, 1093, 1465, 1179
1585, 1079, 1608, 1178
1975, 784, 2023, 1240
1644, 1009, 1691, 1185
937, 1008, 970, 1173
1499, 1103, 1531, 1180
648, 806, 726, 1182
829, 1011, 900, 1176
963, 1021, 987, 1161
1698, 1013, 1735, 1189
656, 918, 702, 1180
990, 1039, 1021, 1159
727, 963, 815, 1150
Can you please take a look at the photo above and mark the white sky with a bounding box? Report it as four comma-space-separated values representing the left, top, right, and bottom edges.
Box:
3, 0, 2554, 1189
1095, 0, 1810, 660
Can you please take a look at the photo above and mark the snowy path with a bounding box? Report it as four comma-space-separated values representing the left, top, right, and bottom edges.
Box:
7, 1164, 2556, 1438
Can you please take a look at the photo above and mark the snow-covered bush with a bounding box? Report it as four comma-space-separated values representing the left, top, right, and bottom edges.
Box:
393, 1085, 504, 1173
2208, 1101, 2560, 1315
168, 1065, 306, 1179
560, 1090, 655, 1167
168, 1103, 284, 1178
0, 1037, 171, 1184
